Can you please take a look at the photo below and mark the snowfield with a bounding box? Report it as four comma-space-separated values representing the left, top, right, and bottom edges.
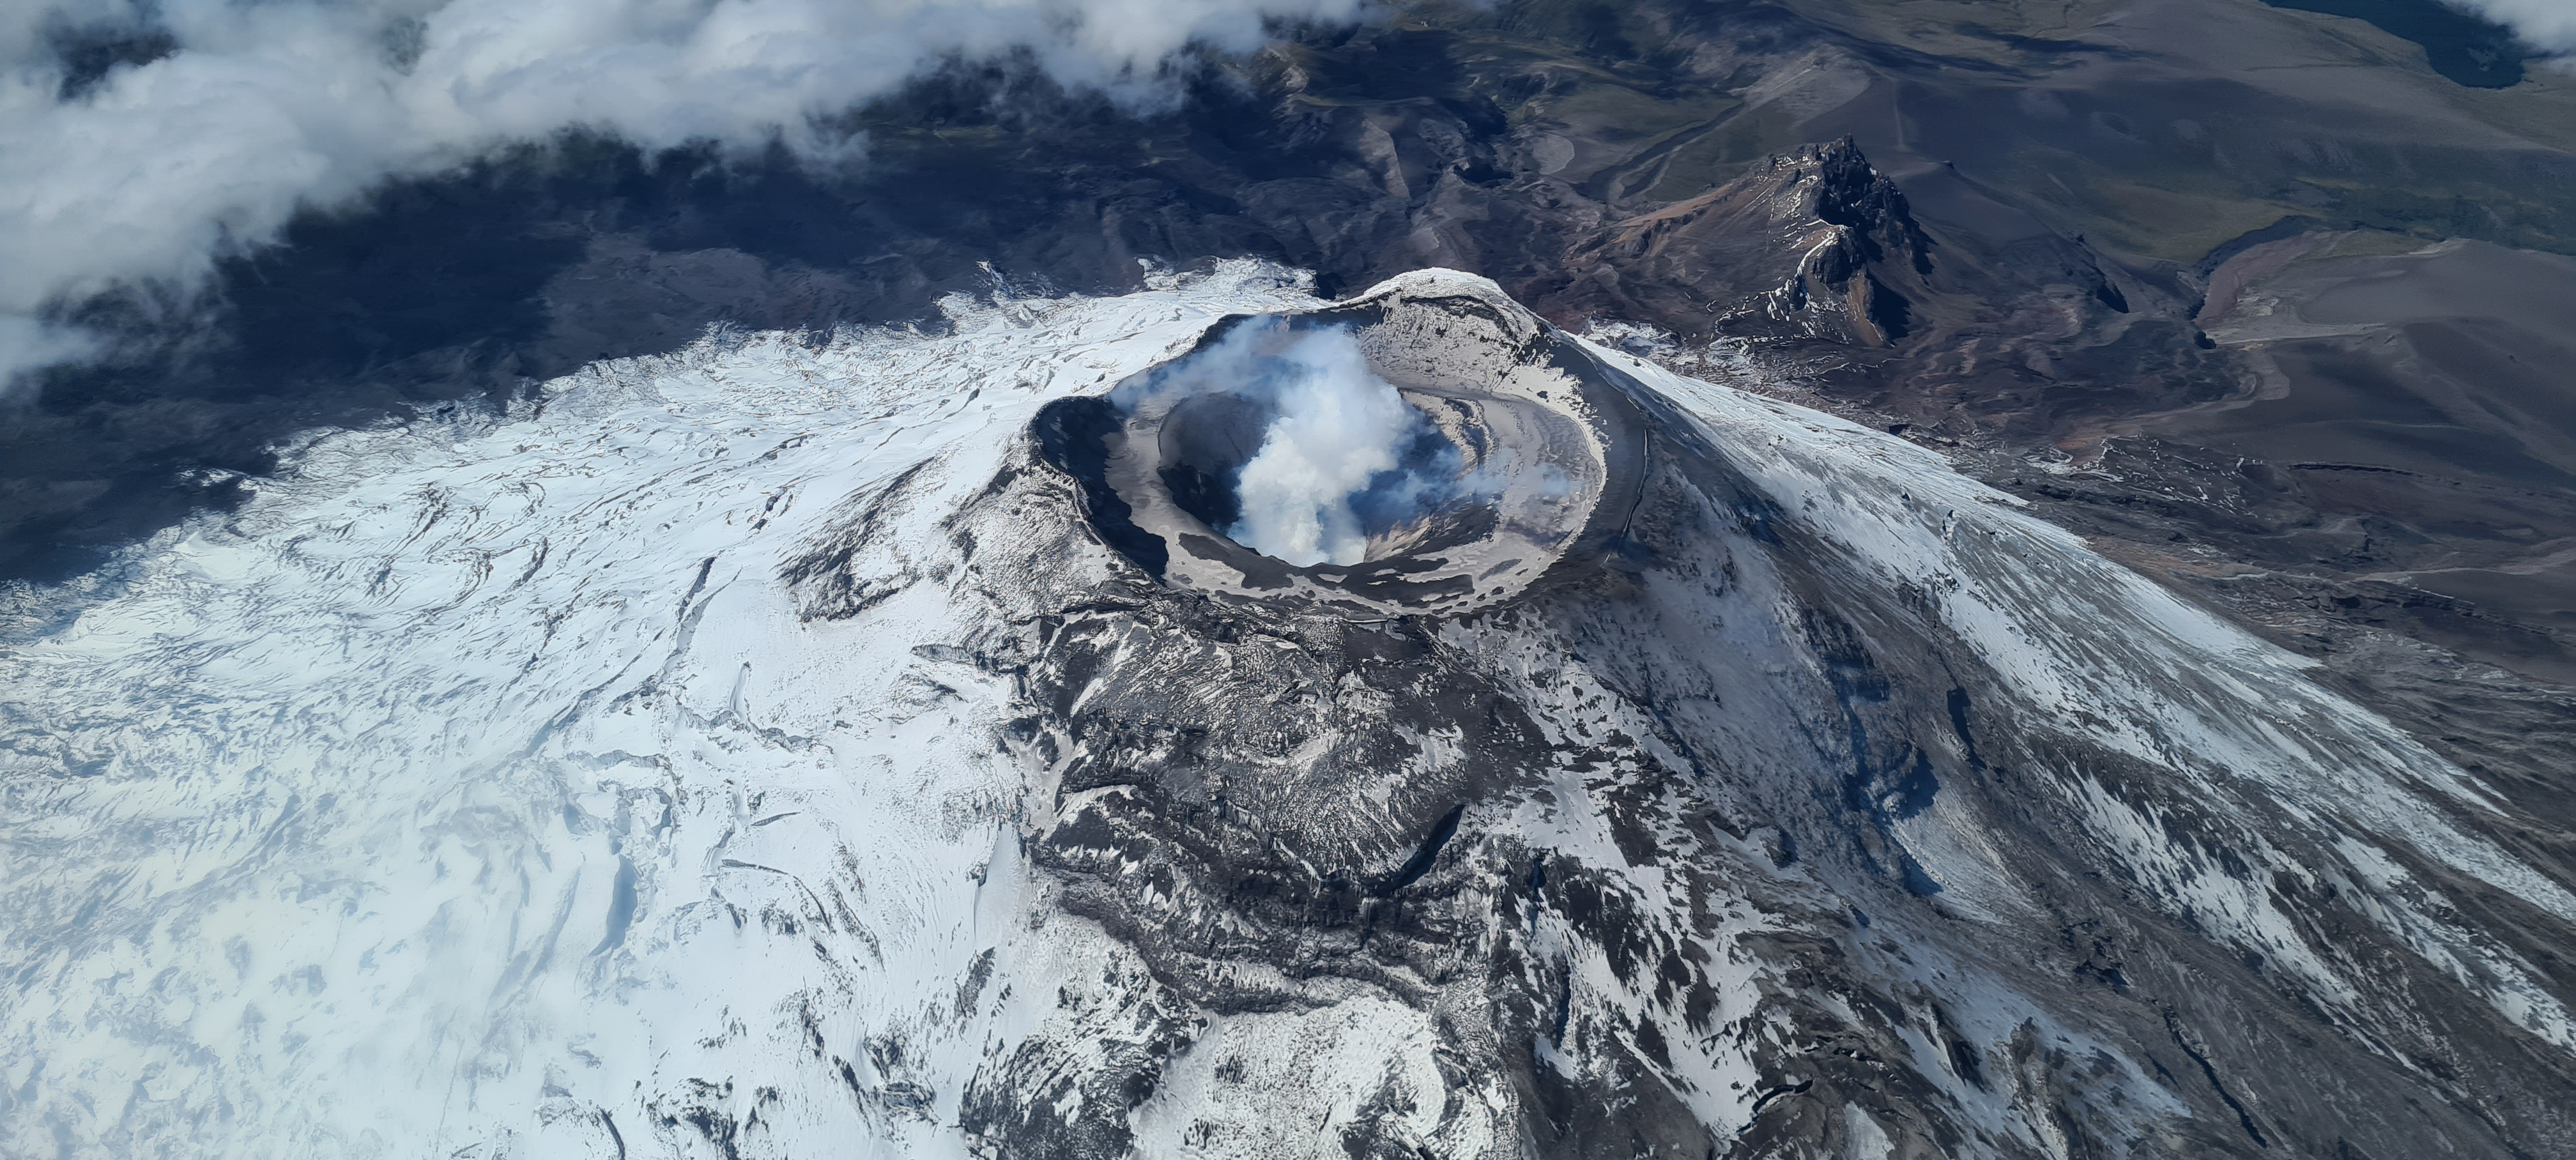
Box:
0, 264, 1321, 1158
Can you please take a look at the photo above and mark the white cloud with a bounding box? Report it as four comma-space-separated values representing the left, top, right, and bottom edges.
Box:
0, 315, 101, 389
2450, 0, 2576, 59
0, 0, 1365, 389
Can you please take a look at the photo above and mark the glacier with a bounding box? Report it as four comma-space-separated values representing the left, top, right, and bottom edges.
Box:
0, 265, 1322, 1158
4, 264, 2572, 1158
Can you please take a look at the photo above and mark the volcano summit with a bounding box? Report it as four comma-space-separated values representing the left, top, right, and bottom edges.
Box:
1045, 281, 1635, 616
6, 268, 2572, 1158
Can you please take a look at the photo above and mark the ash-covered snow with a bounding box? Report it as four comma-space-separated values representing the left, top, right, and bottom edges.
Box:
4, 265, 2572, 1159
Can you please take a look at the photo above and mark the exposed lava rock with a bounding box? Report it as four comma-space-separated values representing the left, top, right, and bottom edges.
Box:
933, 272, 2576, 1157
1549, 138, 1933, 347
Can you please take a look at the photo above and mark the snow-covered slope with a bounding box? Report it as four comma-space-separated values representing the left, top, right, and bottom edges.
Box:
0, 264, 1318, 1157
4, 266, 2572, 1159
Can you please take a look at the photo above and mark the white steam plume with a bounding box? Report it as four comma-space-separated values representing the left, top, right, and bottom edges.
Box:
0, 0, 1365, 390
1110, 319, 1458, 567
1223, 326, 1432, 567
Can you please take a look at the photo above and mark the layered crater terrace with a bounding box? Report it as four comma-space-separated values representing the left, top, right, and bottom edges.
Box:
1034, 271, 1644, 617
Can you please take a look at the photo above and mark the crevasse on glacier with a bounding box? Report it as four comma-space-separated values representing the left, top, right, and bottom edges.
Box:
4, 266, 2570, 1159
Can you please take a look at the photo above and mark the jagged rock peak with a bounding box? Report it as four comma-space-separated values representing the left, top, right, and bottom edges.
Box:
1555, 137, 1930, 346
1786, 136, 1933, 274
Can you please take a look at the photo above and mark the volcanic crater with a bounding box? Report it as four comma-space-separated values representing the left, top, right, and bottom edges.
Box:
1034, 273, 1646, 617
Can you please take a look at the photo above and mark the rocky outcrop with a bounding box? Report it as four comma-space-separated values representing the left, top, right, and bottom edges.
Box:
1545, 138, 1932, 346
